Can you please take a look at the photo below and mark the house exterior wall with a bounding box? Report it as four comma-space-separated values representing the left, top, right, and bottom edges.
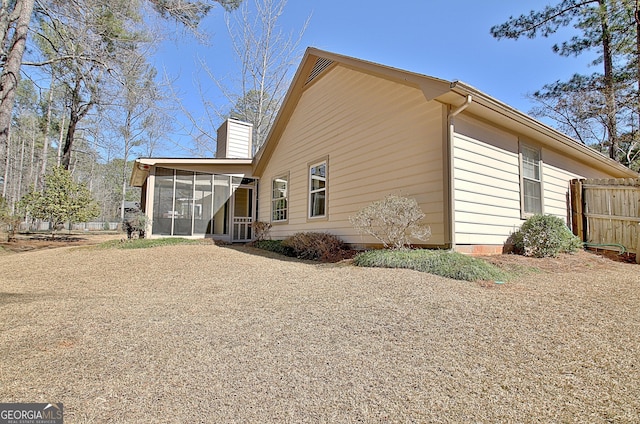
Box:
257, 64, 446, 246
541, 149, 610, 217
452, 115, 614, 247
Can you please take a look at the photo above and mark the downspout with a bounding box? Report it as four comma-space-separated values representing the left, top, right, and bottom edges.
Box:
446, 94, 472, 251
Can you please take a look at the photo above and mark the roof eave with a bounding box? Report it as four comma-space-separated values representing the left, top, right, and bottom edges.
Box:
448, 82, 638, 178
253, 48, 320, 175
252, 48, 638, 179
130, 157, 255, 188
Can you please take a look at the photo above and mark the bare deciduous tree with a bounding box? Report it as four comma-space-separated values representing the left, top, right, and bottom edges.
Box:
0, 0, 243, 179
108, 45, 169, 220
193, 0, 309, 154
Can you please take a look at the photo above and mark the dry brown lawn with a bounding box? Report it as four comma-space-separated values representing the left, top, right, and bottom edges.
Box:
0, 237, 639, 423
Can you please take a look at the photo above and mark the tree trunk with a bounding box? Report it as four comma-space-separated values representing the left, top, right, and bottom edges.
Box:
61, 75, 93, 170
57, 113, 65, 166
0, 0, 35, 173
16, 134, 24, 203
599, 0, 618, 160
40, 74, 55, 188
2, 125, 8, 199
28, 119, 35, 189
61, 107, 79, 170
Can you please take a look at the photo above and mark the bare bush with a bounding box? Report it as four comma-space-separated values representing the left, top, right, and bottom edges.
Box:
123, 212, 149, 239
282, 232, 350, 262
252, 221, 272, 241
350, 195, 431, 249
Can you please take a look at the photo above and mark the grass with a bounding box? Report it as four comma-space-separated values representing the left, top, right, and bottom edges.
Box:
1, 240, 637, 422
98, 237, 213, 249
353, 248, 512, 282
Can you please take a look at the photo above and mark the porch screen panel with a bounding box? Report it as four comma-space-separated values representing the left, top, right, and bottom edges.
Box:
152, 167, 174, 235
174, 170, 194, 235
213, 175, 230, 235
194, 173, 213, 234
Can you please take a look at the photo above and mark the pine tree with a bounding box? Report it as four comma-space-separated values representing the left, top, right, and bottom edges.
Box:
19, 166, 100, 239
491, 0, 629, 162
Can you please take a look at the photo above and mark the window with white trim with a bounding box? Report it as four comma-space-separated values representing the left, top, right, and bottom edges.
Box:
521, 144, 542, 216
271, 174, 288, 222
309, 161, 327, 218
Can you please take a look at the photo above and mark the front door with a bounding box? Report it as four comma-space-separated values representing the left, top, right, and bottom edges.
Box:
232, 186, 254, 242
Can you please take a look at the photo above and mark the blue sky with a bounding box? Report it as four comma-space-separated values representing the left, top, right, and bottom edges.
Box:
152, 0, 597, 156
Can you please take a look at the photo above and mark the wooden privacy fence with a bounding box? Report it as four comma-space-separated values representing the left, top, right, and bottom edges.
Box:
570, 178, 640, 262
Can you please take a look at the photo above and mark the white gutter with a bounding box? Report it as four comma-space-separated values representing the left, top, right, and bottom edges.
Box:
446, 94, 472, 251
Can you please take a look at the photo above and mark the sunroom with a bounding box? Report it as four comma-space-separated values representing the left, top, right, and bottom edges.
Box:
130, 159, 257, 242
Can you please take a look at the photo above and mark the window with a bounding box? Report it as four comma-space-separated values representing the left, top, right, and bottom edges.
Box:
271, 174, 288, 222
309, 160, 327, 218
520, 144, 542, 216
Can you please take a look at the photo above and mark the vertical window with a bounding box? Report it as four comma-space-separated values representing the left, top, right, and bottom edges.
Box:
521, 144, 542, 216
309, 160, 327, 218
271, 175, 288, 222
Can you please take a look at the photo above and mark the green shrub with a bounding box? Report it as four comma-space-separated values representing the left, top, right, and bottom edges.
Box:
353, 249, 510, 281
511, 214, 583, 258
251, 239, 295, 257
282, 232, 350, 262
349, 195, 431, 249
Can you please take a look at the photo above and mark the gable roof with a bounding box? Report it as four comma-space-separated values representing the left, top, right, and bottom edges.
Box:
253, 47, 637, 178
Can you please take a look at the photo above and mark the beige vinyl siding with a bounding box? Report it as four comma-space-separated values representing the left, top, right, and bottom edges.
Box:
452, 117, 524, 245
257, 64, 446, 245
216, 119, 252, 159
226, 123, 252, 158
452, 116, 622, 246
541, 148, 612, 219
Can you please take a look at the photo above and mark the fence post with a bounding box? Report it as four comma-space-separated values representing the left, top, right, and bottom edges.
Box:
570, 179, 585, 241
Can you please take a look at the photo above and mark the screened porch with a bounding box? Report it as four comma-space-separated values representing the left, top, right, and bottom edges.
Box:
149, 167, 257, 242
